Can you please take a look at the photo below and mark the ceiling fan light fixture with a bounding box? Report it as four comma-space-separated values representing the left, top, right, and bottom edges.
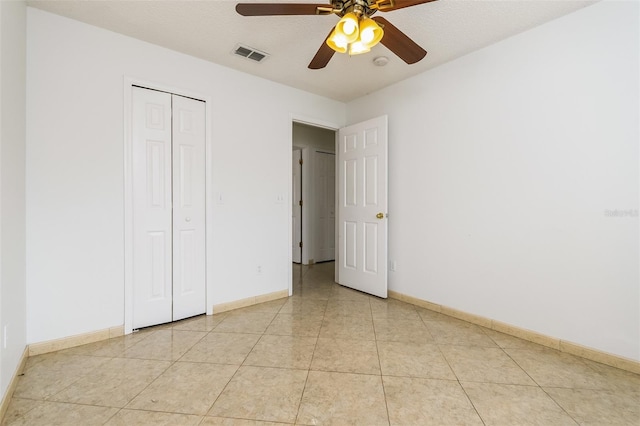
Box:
335, 12, 360, 43
327, 13, 384, 55
359, 16, 384, 47
349, 40, 371, 55
327, 28, 349, 53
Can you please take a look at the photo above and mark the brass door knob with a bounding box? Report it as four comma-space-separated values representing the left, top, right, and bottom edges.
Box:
376, 213, 384, 219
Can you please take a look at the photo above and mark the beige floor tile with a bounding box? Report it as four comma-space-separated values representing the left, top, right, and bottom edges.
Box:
325, 299, 372, 318
296, 371, 389, 426
179, 332, 260, 365
123, 329, 207, 361
330, 285, 373, 301
22, 351, 108, 373
319, 316, 375, 340
582, 360, 640, 392
310, 338, 380, 374
57, 330, 155, 357
505, 346, 614, 389
377, 341, 456, 379
440, 345, 536, 385
264, 313, 324, 337
462, 382, 577, 425
383, 376, 483, 425
293, 286, 332, 300
278, 298, 327, 316
243, 334, 317, 369
482, 329, 543, 350
215, 312, 276, 334
229, 299, 287, 314
2, 398, 45, 425
200, 417, 289, 425
13, 354, 109, 400
13, 369, 83, 401
426, 319, 498, 347
373, 318, 433, 343
6, 263, 640, 426
126, 362, 238, 415
370, 298, 421, 320
103, 409, 203, 425
301, 263, 335, 281
3, 401, 118, 426
416, 307, 452, 322
170, 314, 227, 332
544, 387, 640, 426
48, 357, 171, 408
208, 366, 308, 423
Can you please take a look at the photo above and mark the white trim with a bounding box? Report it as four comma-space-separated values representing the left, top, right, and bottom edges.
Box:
288, 114, 340, 297
123, 76, 213, 334
301, 147, 311, 265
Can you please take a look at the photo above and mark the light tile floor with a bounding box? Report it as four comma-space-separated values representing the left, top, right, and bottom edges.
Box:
3, 262, 639, 425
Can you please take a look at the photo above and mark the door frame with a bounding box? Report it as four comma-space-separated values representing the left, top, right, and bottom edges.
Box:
124, 77, 213, 334
292, 148, 302, 264
288, 114, 340, 296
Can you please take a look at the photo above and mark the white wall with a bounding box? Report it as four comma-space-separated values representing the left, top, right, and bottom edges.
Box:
347, 0, 639, 360
0, 0, 27, 398
26, 8, 345, 344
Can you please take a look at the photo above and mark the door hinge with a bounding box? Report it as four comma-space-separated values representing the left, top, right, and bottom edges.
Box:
299, 159, 303, 165
299, 241, 303, 248
299, 200, 303, 207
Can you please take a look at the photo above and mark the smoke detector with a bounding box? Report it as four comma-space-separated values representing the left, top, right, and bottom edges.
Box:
373, 56, 389, 66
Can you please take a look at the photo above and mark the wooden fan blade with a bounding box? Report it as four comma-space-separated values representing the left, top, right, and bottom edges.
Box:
373, 16, 426, 64
308, 28, 336, 69
378, 0, 437, 12
236, 3, 332, 16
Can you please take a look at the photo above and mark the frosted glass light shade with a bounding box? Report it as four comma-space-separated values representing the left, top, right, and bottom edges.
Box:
335, 12, 359, 43
359, 17, 384, 48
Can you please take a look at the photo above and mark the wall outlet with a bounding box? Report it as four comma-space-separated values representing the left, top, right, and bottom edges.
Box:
389, 261, 397, 272
256, 265, 262, 274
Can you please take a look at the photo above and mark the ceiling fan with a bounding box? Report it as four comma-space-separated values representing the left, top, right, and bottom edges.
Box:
236, 0, 438, 69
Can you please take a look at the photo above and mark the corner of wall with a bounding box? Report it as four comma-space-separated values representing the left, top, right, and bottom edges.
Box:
0, 0, 28, 401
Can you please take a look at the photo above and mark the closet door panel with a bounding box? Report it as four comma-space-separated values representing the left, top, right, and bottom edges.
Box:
172, 94, 206, 321
132, 87, 173, 328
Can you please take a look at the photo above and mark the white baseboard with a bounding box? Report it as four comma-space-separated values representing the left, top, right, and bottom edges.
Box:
212, 289, 289, 314
0, 346, 29, 421
28, 326, 124, 357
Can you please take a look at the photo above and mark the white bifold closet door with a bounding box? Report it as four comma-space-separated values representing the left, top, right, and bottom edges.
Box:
132, 87, 206, 329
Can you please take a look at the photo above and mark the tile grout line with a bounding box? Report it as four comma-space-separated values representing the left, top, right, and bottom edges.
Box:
427, 317, 487, 426
291, 299, 325, 425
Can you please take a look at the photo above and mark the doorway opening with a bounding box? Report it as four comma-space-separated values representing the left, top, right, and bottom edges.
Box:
292, 121, 337, 293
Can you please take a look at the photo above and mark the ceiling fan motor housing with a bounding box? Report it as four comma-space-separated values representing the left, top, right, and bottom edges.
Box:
330, 0, 392, 17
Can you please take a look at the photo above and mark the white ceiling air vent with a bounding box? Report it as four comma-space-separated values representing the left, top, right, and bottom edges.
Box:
233, 44, 269, 63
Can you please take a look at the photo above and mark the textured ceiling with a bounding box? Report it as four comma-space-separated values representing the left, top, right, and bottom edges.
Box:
27, 0, 598, 102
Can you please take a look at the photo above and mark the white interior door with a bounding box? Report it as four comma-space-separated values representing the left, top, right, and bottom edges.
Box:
132, 87, 173, 328
292, 149, 302, 263
315, 151, 335, 262
337, 115, 388, 298
172, 94, 206, 321
132, 87, 206, 329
